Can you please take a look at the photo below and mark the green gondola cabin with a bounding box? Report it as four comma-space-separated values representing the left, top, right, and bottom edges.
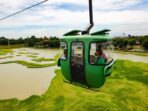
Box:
58, 30, 115, 88
58, 0, 115, 88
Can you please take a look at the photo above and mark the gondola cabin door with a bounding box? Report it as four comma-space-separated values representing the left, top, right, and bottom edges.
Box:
70, 42, 86, 83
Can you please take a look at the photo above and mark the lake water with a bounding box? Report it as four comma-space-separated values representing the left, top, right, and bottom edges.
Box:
113, 53, 148, 63
0, 48, 59, 100
0, 48, 147, 100
0, 64, 57, 100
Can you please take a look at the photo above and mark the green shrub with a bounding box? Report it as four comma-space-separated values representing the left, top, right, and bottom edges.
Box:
142, 38, 148, 50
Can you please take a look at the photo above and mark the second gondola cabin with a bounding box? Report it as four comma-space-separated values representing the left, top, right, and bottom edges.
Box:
58, 29, 115, 88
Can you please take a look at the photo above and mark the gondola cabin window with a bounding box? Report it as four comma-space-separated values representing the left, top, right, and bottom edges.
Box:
72, 42, 83, 58
71, 42, 84, 64
89, 42, 113, 65
60, 42, 67, 60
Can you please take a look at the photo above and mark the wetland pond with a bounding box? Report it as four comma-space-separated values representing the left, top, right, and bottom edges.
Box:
0, 48, 147, 100
0, 48, 59, 100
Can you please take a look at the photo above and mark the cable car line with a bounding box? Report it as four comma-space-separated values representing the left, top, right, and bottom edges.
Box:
0, 0, 48, 21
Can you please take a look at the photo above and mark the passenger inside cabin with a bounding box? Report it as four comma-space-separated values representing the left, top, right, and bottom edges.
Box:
95, 45, 108, 63
61, 49, 67, 60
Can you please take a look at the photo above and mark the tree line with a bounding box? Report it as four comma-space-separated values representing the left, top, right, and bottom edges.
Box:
0, 35, 148, 50
0, 36, 60, 48
113, 35, 148, 50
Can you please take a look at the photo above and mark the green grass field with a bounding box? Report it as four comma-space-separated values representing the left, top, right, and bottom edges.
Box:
32, 57, 55, 62
0, 49, 13, 55
0, 60, 147, 111
0, 45, 24, 49
0, 60, 57, 68
0, 56, 13, 59
27, 55, 38, 58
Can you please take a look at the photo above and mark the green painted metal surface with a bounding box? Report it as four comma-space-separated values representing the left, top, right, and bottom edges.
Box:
59, 34, 115, 88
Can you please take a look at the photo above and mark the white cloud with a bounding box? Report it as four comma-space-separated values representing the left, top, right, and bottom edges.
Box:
111, 22, 148, 36
0, 0, 148, 38
94, 0, 142, 10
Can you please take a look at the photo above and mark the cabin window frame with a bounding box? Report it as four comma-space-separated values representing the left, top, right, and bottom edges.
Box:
70, 41, 86, 82
88, 41, 114, 66
70, 41, 85, 65
60, 41, 68, 61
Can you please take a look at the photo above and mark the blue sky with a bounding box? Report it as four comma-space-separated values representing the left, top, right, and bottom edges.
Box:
0, 0, 148, 38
